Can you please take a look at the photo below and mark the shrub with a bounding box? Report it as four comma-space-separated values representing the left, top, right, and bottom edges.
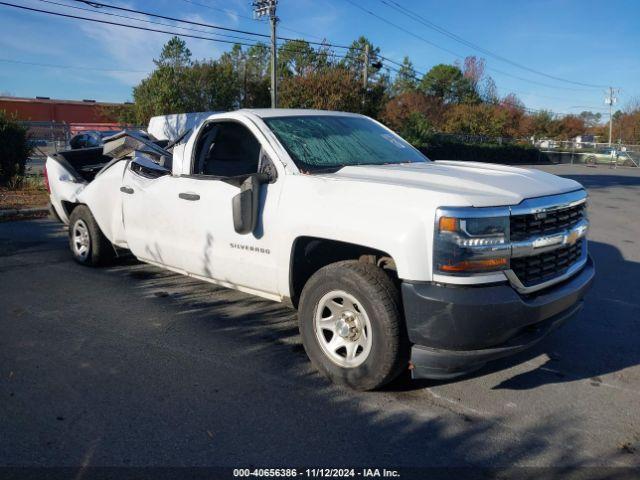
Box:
420, 140, 548, 164
0, 111, 32, 185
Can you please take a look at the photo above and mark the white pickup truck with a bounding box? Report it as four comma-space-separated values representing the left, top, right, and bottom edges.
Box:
45, 109, 594, 390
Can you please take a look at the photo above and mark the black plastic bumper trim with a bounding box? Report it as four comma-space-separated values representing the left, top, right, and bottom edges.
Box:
403, 255, 594, 379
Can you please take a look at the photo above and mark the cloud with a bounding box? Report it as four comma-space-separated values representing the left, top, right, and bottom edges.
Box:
77, 3, 224, 85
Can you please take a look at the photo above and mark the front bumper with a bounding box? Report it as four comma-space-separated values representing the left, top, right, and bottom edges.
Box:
402, 255, 595, 379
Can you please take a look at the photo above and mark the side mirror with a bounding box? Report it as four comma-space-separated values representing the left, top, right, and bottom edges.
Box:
232, 173, 270, 235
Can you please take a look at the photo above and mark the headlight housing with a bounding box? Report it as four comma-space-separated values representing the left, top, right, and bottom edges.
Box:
434, 208, 510, 275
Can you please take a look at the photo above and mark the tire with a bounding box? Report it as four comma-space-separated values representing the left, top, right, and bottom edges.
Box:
298, 260, 409, 390
68, 205, 114, 266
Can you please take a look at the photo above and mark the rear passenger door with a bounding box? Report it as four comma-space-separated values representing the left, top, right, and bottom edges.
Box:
169, 120, 282, 296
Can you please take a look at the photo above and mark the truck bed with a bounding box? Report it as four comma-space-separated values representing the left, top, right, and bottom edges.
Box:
50, 147, 114, 183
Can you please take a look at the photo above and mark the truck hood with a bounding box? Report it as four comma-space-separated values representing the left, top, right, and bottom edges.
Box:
314, 161, 582, 207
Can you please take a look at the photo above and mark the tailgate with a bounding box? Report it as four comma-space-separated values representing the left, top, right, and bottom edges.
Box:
45, 155, 87, 224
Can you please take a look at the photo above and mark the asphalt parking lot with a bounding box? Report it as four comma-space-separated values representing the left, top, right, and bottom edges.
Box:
1, 164, 639, 469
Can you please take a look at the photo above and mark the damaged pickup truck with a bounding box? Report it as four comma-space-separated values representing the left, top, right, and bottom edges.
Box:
46, 109, 594, 390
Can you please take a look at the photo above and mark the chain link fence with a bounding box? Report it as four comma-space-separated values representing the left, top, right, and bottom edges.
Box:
535, 140, 640, 167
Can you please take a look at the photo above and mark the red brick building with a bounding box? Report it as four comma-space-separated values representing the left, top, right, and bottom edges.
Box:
0, 96, 126, 124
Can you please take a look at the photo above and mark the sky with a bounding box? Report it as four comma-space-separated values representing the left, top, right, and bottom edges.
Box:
0, 0, 638, 117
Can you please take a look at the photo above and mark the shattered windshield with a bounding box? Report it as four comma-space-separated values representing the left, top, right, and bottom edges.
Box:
263, 115, 430, 172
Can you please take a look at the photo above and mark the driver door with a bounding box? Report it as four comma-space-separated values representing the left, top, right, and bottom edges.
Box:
166, 120, 282, 296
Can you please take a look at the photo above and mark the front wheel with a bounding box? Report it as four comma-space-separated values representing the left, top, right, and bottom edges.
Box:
298, 260, 409, 390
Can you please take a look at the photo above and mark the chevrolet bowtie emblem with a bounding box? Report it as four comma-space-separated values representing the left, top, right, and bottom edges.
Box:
565, 229, 581, 245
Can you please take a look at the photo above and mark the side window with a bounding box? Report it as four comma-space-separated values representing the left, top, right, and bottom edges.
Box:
193, 122, 261, 177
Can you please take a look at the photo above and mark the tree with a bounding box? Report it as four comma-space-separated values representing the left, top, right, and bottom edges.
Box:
443, 104, 511, 137
579, 110, 602, 128
279, 39, 317, 76
390, 56, 418, 96
419, 64, 480, 104
243, 43, 271, 108
132, 38, 246, 123
154, 36, 192, 69
279, 66, 362, 112
186, 60, 241, 112
0, 110, 31, 184
522, 110, 557, 138
556, 115, 586, 140
341, 36, 381, 81
480, 76, 498, 104
381, 91, 443, 132
461, 56, 485, 90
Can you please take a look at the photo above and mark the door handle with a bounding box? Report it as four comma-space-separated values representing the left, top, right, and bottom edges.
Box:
179, 192, 200, 201
120, 186, 134, 194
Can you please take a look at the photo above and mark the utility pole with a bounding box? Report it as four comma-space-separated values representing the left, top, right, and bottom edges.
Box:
605, 86, 618, 147
242, 52, 247, 108
362, 44, 369, 108
253, 0, 278, 108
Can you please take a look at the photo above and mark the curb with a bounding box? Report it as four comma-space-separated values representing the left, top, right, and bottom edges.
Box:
0, 207, 49, 219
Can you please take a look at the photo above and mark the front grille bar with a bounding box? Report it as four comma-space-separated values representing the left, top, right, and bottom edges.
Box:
506, 189, 588, 293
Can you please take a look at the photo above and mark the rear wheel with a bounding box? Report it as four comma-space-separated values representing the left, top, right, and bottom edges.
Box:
298, 260, 409, 390
68, 205, 114, 266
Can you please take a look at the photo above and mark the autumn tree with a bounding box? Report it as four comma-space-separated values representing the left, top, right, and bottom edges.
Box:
461, 56, 485, 91
279, 66, 362, 112
443, 104, 512, 137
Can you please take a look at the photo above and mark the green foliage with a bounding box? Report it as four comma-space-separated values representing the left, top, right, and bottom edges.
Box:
125, 38, 600, 146
279, 39, 318, 76
279, 67, 362, 112
421, 141, 545, 164
420, 64, 480, 104
398, 112, 434, 146
154, 36, 192, 68
0, 110, 32, 185
443, 103, 514, 137
341, 36, 382, 80
391, 56, 418, 96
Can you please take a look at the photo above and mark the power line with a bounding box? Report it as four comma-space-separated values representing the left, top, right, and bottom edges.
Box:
0, 2, 261, 47
71, 0, 414, 72
379, 0, 609, 89
342, 0, 606, 93
177, 0, 324, 40
34, 0, 346, 61
0, 57, 148, 73
71, 0, 356, 51
36, 0, 261, 44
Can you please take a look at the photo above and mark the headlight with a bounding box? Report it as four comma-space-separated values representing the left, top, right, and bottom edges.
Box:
434, 208, 510, 275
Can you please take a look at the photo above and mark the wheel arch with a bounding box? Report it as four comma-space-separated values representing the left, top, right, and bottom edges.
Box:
288, 236, 398, 308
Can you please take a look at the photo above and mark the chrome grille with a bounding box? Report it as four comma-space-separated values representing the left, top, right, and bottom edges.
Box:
510, 202, 586, 241
511, 239, 583, 288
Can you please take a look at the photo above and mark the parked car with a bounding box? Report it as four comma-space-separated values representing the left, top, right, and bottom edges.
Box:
45, 109, 594, 390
